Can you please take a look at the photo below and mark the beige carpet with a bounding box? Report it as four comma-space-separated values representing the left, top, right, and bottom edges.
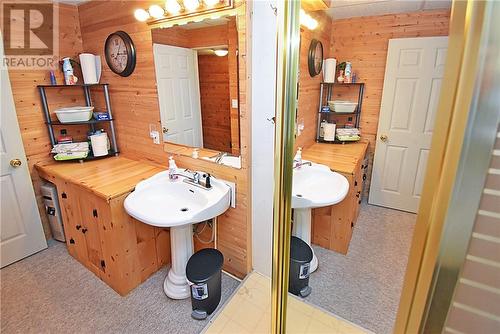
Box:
0, 241, 239, 334
306, 202, 417, 334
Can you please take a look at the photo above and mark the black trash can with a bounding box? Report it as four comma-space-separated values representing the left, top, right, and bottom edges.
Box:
186, 248, 224, 320
289, 236, 313, 298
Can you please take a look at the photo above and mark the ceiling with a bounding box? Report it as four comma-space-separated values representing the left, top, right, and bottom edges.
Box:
325, 0, 451, 20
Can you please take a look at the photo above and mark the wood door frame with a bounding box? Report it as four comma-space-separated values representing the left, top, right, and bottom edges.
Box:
394, 1, 492, 332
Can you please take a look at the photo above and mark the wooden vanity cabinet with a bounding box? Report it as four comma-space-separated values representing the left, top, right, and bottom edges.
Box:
304, 142, 369, 255
36, 158, 170, 296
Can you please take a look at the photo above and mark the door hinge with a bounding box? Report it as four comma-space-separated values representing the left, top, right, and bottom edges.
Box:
93, 209, 98, 218
351, 222, 354, 228
100, 260, 106, 269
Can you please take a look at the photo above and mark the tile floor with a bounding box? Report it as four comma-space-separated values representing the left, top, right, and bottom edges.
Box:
202, 272, 370, 334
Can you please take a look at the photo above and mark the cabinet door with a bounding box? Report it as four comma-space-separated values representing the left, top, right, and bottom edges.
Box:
55, 181, 88, 265
79, 190, 105, 278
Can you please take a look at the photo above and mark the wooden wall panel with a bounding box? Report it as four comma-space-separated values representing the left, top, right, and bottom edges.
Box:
77, 1, 251, 278
296, 11, 332, 150
329, 10, 450, 193
198, 54, 232, 152
7, 3, 84, 238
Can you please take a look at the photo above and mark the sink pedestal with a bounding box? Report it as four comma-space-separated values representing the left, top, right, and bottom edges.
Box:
292, 208, 318, 273
163, 224, 193, 299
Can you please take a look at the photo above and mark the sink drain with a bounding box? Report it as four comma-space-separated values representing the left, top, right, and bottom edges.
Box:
180, 208, 189, 212
296, 194, 303, 198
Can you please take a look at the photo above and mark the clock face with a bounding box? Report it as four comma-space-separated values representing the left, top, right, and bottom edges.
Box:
314, 43, 323, 73
104, 31, 136, 77
308, 39, 323, 77
107, 35, 128, 72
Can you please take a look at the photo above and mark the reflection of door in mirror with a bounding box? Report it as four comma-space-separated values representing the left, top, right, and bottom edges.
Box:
151, 16, 240, 156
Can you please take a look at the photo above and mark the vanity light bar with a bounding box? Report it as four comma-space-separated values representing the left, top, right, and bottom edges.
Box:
134, 0, 234, 25
300, 9, 318, 30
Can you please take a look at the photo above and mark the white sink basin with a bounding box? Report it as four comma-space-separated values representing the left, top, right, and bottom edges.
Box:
124, 170, 230, 300
292, 162, 349, 209
124, 171, 230, 227
291, 162, 349, 272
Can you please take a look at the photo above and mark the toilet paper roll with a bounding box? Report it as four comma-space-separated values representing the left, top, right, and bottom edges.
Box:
323, 123, 336, 141
323, 58, 337, 83
90, 133, 109, 157
79, 53, 102, 84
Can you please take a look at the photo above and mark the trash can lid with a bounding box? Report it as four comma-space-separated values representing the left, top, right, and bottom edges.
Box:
186, 248, 224, 283
290, 236, 313, 263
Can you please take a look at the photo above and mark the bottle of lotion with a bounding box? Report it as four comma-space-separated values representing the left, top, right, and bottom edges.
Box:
168, 156, 178, 180
294, 147, 302, 169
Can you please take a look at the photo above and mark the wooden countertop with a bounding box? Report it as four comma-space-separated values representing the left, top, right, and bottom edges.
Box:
35, 157, 164, 201
302, 141, 369, 175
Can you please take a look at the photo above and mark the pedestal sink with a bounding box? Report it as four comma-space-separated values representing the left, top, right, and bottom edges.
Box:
124, 171, 230, 299
292, 162, 349, 273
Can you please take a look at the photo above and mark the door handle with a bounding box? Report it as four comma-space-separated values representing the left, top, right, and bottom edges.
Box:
380, 134, 388, 142
162, 127, 169, 134
10, 158, 22, 167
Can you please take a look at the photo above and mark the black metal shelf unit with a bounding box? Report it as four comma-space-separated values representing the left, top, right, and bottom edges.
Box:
316, 82, 365, 144
37, 83, 119, 160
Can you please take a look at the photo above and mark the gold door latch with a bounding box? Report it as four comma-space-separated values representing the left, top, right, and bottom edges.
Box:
162, 127, 169, 134
10, 158, 22, 167
380, 134, 388, 142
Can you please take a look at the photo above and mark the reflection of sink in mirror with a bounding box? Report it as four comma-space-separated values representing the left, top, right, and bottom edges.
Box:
151, 16, 242, 165
203, 153, 242, 169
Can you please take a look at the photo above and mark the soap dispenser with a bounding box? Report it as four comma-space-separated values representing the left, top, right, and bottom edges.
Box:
294, 147, 302, 169
168, 156, 178, 180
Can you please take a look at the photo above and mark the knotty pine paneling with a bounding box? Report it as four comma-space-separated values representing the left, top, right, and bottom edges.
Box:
198, 54, 232, 152
7, 3, 84, 238
296, 10, 332, 150
77, 1, 251, 277
329, 10, 450, 194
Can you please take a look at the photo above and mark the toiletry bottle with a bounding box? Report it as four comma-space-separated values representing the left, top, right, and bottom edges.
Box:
344, 62, 352, 83
192, 148, 199, 159
62, 58, 78, 85
168, 156, 178, 180
49, 71, 57, 85
294, 147, 303, 169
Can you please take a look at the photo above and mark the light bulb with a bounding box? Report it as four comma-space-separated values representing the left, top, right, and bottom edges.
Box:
149, 5, 165, 19
214, 49, 228, 57
134, 8, 150, 22
166, 0, 181, 14
204, 0, 219, 8
184, 0, 200, 11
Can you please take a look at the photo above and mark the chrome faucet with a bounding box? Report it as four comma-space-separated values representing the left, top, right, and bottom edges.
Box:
174, 169, 211, 189
293, 161, 312, 169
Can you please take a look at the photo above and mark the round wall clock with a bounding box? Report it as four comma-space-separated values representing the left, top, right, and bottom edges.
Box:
104, 31, 136, 77
308, 39, 323, 77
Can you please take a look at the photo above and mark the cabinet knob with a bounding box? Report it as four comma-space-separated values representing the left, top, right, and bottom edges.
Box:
81, 228, 88, 234
76, 225, 81, 230
61, 192, 67, 199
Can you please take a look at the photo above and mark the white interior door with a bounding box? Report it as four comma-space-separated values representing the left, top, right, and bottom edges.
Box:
369, 36, 448, 213
0, 33, 47, 268
153, 43, 203, 147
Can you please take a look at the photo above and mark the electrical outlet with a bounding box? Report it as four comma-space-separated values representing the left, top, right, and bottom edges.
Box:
297, 119, 305, 136
231, 99, 238, 109
151, 130, 160, 144
221, 180, 236, 208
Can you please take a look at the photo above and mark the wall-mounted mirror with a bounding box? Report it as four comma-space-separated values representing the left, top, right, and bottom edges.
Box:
151, 16, 241, 168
